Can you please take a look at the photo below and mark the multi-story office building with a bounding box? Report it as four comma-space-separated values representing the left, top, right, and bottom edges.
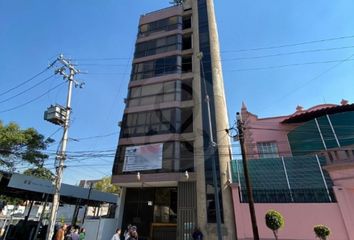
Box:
112, 1, 235, 240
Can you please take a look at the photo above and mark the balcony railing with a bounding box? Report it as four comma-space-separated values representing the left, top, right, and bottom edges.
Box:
317, 147, 354, 164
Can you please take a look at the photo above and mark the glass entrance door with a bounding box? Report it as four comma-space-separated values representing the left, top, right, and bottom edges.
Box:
122, 187, 177, 240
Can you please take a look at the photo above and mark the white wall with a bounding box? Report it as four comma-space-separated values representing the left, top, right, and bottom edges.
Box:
83, 218, 118, 240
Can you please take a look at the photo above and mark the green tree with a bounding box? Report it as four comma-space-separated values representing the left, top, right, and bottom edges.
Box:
265, 210, 285, 240
314, 225, 331, 240
0, 121, 54, 171
94, 177, 120, 194
23, 167, 55, 181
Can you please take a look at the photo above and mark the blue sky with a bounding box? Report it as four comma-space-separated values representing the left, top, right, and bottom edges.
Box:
1, 0, 353, 184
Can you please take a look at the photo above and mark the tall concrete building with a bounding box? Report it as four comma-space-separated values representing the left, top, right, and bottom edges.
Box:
112, 1, 235, 239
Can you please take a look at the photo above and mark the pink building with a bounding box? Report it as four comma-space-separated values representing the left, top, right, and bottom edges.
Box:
231, 100, 354, 239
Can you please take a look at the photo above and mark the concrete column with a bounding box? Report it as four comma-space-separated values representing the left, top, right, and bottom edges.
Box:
206, 0, 237, 239
191, 0, 208, 235
115, 187, 126, 228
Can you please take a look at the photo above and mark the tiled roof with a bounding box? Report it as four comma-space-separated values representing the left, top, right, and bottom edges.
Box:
282, 103, 354, 123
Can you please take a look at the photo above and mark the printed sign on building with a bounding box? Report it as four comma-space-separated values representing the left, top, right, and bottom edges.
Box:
123, 143, 163, 172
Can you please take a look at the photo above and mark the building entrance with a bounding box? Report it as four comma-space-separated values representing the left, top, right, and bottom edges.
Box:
122, 187, 177, 240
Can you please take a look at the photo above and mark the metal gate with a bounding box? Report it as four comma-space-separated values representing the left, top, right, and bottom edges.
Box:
177, 182, 197, 240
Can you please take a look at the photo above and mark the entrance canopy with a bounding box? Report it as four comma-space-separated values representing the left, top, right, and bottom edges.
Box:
0, 171, 118, 206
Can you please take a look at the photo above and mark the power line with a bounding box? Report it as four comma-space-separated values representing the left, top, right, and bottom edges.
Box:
0, 67, 51, 97
79, 63, 128, 67
83, 56, 354, 75
46, 127, 63, 140
0, 74, 56, 104
223, 45, 354, 61
73, 35, 354, 61
226, 57, 354, 72
0, 81, 65, 113
221, 34, 354, 53
74, 57, 130, 61
259, 53, 354, 113
72, 132, 119, 141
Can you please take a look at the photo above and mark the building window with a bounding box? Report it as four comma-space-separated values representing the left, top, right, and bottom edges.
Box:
122, 107, 193, 138
139, 16, 182, 37
131, 56, 181, 81
181, 79, 193, 101
182, 16, 191, 30
134, 35, 182, 58
182, 55, 192, 73
181, 108, 193, 133
127, 81, 180, 107
182, 35, 192, 50
122, 108, 178, 137
257, 142, 279, 159
180, 141, 194, 171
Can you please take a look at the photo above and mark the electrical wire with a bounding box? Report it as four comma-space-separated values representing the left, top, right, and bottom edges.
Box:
73, 34, 354, 61
83, 56, 354, 75
0, 80, 66, 113
221, 34, 354, 53
226, 57, 354, 72
223, 45, 354, 61
0, 74, 56, 104
0, 67, 51, 97
258, 53, 354, 113
72, 132, 119, 141
74, 57, 130, 61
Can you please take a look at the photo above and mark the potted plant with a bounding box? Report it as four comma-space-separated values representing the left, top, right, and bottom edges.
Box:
265, 210, 284, 240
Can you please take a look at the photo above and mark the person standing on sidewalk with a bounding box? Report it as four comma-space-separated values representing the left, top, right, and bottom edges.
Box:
192, 227, 203, 240
79, 227, 85, 240
111, 228, 121, 240
55, 224, 67, 240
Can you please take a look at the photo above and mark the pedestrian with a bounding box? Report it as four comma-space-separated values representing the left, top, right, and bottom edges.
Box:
111, 228, 121, 240
127, 230, 138, 240
79, 228, 85, 240
55, 224, 67, 240
192, 227, 203, 240
124, 224, 131, 240
70, 228, 80, 240
64, 226, 74, 240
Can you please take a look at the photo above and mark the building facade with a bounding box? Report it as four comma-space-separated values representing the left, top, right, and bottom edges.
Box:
111, 1, 235, 240
240, 100, 354, 161
231, 101, 354, 239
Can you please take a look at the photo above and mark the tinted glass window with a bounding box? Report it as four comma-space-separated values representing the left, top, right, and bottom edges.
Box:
131, 56, 181, 81
139, 16, 182, 37
122, 108, 178, 137
127, 81, 179, 107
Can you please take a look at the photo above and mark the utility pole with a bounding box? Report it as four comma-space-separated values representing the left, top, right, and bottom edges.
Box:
45, 54, 83, 240
236, 112, 260, 240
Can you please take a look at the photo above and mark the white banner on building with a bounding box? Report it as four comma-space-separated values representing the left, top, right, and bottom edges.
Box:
123, 143, 163, 172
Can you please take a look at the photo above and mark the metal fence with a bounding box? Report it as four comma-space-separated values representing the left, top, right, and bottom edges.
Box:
231, 155, 335, 203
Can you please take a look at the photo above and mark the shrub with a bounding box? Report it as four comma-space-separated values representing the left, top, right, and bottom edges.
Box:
314, 225, 331, 240
265, 210, 284, 240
